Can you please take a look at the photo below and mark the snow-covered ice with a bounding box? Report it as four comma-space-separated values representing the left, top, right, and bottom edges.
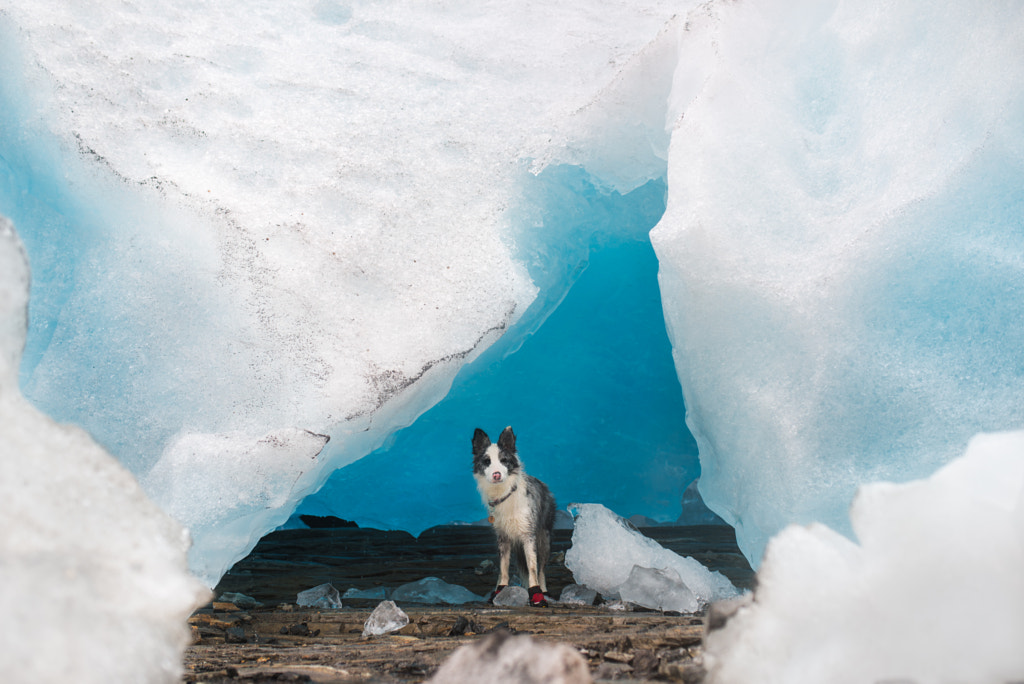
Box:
565, 504, 737, 609
296, 582, 342, 610
0, 217, 208, 682
362, 600, 410, 637
704, 431, 1024, 684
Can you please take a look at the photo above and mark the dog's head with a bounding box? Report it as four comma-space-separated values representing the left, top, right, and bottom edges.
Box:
472, 426, 519, 485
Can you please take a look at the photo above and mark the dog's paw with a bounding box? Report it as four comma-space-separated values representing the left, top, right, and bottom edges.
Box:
488, 585, 507, 604
528, 586, 548, 608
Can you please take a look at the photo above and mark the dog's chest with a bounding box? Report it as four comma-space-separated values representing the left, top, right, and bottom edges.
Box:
488, 488, 533, 538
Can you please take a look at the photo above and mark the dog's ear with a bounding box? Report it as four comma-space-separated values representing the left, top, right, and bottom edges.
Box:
498, 426, 516, 453
472, 428, 491, 456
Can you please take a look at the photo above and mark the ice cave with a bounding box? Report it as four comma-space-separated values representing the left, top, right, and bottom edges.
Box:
2, 0, 1023, 681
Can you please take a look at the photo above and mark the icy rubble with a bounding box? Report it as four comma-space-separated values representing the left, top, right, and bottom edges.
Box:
296, 583, 342, 610
704, 431, 1024, 684
362, 600, 409, 637
565, 504, 737, 612
0, 217, 208, 682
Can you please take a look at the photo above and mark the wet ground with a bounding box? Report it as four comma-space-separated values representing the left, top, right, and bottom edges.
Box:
186, 524, 753, 683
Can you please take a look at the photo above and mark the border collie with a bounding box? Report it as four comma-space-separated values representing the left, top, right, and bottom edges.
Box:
472, 426, 556, 608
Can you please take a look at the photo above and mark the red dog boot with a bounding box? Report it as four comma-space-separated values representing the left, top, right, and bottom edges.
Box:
528, 586, 547, 607
488, 585, 507, 604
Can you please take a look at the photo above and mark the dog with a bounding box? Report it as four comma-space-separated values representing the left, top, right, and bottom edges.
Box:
472, 426, 556, 607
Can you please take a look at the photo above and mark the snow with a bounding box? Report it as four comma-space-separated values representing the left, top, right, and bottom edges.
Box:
0, 218, 208, 683
704, 431, 1024, 684
564, 503, 737, 610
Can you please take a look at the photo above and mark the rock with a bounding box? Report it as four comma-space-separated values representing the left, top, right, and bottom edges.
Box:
492, 585, 529, 607
448, 615, 485, 636
475, 559, 496, 576
296, 583, 342, 609
225, 626, 247, 643
362, 600, 410, 637
428, 630, 593, 684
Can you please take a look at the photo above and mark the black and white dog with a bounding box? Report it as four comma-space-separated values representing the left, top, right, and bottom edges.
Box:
472, 426, 556, 608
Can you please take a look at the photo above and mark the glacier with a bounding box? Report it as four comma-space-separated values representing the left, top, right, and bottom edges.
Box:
0, 2, 1023, 679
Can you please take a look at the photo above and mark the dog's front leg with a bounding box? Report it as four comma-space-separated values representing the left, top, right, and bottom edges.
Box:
521, 538, 547, 607
496, 537, 512, 588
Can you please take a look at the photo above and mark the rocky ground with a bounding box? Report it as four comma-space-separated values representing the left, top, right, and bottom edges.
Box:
185, 523, 754, 683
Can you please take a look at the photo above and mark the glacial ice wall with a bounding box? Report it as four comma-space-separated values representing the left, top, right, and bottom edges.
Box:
0, 218, 208, 683
0, 0, 693, 585
643, 0, 1024, 565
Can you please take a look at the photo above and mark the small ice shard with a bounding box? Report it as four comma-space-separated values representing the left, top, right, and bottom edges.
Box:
617, 565, 699, 613
343, 586, 390, 600
428, 630, 592, 684
390, 577, 483, 604
362, 600, 409, 637
565, 503, 737, 607
558, 584, 597, 606
491, 585, 529, 607
217, 592, 263, 609
296, 583, 342, 609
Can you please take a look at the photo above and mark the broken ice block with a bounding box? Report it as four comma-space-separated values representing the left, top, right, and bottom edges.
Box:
296, 583, 342, 609
390, 577, 483, 604
492, 585, 529, 607
565, 503, 737, 607
617, 564, 699, 613
362, 600, 410, 637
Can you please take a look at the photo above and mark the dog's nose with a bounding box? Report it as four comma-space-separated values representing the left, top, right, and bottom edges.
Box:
491, 471, 502, 482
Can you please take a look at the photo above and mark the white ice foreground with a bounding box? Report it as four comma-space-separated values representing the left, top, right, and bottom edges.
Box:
0, 219, 208, 682
704, 431, 1024, 684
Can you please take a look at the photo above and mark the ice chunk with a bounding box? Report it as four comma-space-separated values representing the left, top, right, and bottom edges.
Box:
618, 565, 698, 614
296, 583, 342, 610
491, 585, 529, 607
565, 504, 737, 607
390, 577, 483, 605
362, 601, 409, 637
428, 630, 591, 684
646, 0, 1024, 567
704, 431, 1024, 684
0, 217, 208, 682
343, 587, 390, 601
557, 584, 597, 606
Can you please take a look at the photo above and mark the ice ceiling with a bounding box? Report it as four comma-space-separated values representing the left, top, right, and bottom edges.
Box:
2, 0, 1023, 591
